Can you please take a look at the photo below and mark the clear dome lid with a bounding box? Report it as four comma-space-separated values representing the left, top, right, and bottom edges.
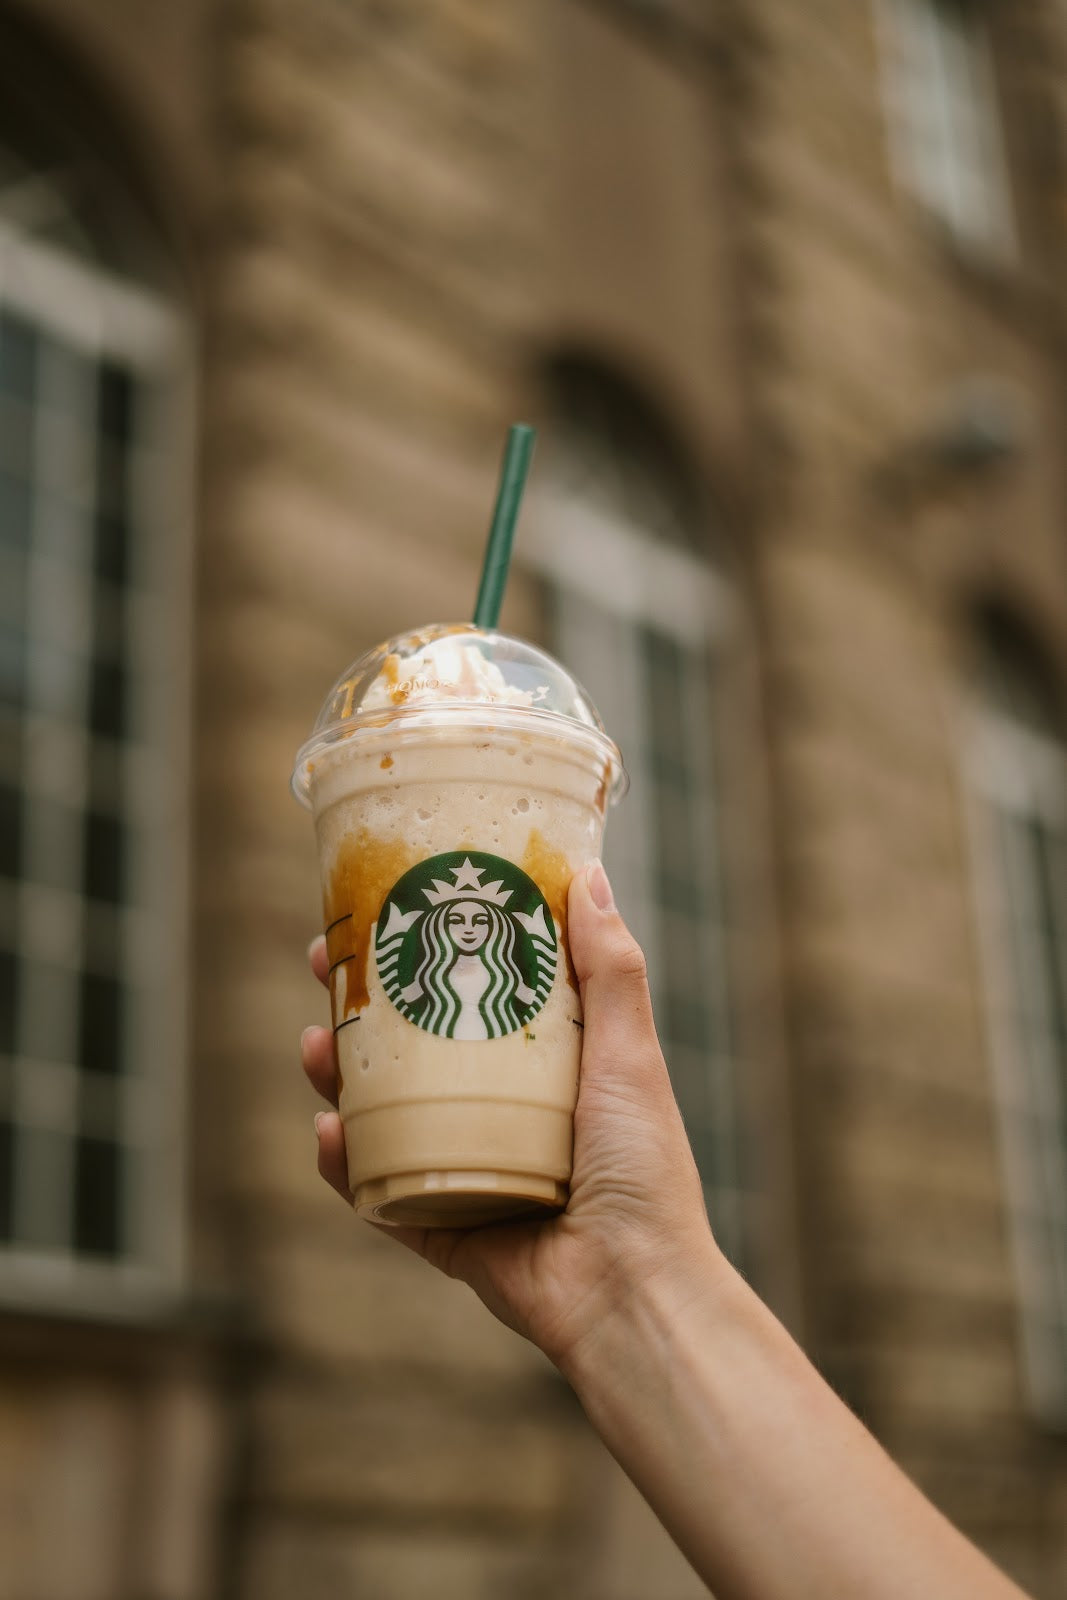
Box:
292, 623, 628, 806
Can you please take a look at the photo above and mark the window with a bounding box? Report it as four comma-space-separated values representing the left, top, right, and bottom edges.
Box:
877, 0, 1015, 258
966, 610, 1067, 1422
0, 141, 189, 1310
528, 361, 745, 1261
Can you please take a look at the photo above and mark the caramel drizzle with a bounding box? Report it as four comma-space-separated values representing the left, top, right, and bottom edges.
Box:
323, 832, 416, 1018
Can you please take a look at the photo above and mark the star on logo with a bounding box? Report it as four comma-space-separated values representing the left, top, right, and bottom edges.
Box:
423, 857, 514, 906
452, 858, 486, 891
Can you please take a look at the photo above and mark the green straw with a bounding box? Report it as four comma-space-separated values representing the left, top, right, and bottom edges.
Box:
472, 423, 536, 629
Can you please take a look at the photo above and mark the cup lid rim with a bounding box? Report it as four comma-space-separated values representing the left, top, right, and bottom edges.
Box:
291, 702, 628, 808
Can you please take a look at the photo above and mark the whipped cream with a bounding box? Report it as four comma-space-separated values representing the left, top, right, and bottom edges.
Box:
362, 635, 548, 712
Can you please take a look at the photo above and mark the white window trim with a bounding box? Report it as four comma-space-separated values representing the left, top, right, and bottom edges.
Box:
0, 219, 176, 362
524, 492, 733, 645
0, 219, 194, 1320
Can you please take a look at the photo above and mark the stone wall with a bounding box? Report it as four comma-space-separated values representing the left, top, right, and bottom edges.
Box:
1, 0, 1066, 1595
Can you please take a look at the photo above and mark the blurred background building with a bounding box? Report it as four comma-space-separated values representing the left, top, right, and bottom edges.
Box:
1, 0, 1067, 1595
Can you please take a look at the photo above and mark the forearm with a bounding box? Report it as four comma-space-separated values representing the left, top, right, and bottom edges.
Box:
560, 1239, 1026, 1600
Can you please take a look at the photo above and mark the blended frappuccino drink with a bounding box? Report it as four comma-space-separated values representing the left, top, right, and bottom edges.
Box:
292, 624, 626, 1227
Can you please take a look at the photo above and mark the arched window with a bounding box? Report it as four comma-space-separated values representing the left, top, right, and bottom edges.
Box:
966, 605, 1067, 1421
527, 358, 744, 1260
0, 106, 190, 1308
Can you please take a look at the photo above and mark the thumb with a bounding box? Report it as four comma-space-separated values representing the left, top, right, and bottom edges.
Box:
568, 861, 671, 1103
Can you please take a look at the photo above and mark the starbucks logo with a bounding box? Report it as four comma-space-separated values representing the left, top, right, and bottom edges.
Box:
374, 851, 558, 1040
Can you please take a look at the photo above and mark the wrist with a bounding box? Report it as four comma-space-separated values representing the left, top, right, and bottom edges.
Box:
555, 1224, 741, 1396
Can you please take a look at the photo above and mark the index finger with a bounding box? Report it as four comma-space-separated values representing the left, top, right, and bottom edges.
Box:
309, 934, 329, 988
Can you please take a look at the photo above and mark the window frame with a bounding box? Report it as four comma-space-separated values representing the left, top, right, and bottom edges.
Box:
526, 448, 748, 1262
964, 694, 1067, 1424
875, 0, 1017, 262
0, 214, 194, 1319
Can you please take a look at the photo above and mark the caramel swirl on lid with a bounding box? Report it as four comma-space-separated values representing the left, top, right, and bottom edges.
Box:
381, 653, 405, 705
360, 635, 549, 715
594, 756, 612, 816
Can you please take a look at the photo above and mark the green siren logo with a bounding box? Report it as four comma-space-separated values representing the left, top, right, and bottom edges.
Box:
375, 851, 558, 1040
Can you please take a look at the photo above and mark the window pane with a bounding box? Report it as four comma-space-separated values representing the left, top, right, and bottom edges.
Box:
88, 658, 128, 740
0, 783, 21, 879
0, 619, 26, 707
87, 739, 123, 811
73, 1135, 122, 1257
77, 971, 123, 1075
0, 1118, 12, 1242
97, 363, 133, 443
83, 809, 124, 904
94, 418, 132, 587
0, 473, 32, 550
0, 395, 34, 484
0, 950, 15, 1055
93, 510, 128, 587
0, 312, 36, 402
1029, 820, 1067, 1057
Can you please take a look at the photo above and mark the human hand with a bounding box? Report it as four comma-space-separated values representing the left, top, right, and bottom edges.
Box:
302, 860, 727, 1371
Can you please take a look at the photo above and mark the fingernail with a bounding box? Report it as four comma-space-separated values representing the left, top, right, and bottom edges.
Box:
314, 1110, 327, 1135
307, 935, 323, 961
300, 1025, 315, 1051
586, 859, 615, 913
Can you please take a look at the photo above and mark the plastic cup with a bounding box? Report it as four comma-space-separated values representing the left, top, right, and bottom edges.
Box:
292, 623, 627, 1227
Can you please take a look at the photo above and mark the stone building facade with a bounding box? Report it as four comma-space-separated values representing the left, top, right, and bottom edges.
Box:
1, 1, 1066, 1596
